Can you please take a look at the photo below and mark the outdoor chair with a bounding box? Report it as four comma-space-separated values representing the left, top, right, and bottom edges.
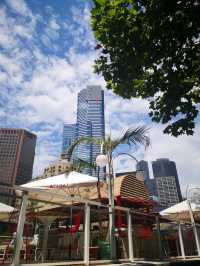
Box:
0, 242, 14, 263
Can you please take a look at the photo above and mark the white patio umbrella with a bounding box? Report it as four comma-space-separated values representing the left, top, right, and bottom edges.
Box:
0, 202, 15, 221
17, 171, 98, 205
21, 171, 98, 189
160, 200, 200, 222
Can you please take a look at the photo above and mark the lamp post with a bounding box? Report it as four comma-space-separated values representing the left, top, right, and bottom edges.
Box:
186, 187, 200, 256
96, 151, 140, 260
96, 153, 116, 260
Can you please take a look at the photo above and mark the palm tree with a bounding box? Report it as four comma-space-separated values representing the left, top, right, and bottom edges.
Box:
62, 126, 150, 195
62, 125, 150, 259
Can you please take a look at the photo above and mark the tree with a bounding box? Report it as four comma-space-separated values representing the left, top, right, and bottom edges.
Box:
91, 0, 200, 137
63, 125, 150, 259
62, 126, 150, 203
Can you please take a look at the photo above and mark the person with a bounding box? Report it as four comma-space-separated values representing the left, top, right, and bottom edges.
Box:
10, 232, 16, 246
29, 234, 39, 246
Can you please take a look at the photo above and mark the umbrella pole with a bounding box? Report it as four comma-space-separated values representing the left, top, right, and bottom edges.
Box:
178, 222, 185, 259
12, 192, 29, 266
127, 210, 134, 262
41, 217, 49, 262
156, 215, 163, 260
84, 203, 90, 265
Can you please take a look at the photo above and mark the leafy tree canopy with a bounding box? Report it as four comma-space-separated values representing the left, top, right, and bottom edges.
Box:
91, 0, 200, 136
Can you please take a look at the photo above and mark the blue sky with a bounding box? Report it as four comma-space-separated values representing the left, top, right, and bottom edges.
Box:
0, 0, 200, 195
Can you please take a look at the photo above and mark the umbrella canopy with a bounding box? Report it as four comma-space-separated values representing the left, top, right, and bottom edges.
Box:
0, 202, 15, 221
22, 171, 98, 189
17, 171, 98, 206
160, 200, 200, 222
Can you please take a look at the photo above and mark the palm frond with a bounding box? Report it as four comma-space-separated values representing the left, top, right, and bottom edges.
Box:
114, 126, 150, 150
113, 152, 139, 163
62, 136, 102, 161
109, 139, 121, 151
73, 158, 96, 172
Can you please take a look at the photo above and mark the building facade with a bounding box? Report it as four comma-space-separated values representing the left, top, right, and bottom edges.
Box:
37, 159, 72, 179
155, 176, 180, 207
76, 86, 105, 175
152, 158, 182, 207
62, 123, 77, 154
0, 128, 36, 204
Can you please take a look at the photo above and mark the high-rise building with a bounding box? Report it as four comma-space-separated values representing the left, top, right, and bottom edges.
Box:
62, 124, 77, 153
152, 158, 182, 207
136, 160, 150, 181
136, 160, 158, 200
0, 128, 36, 204
76, 86, 105, 174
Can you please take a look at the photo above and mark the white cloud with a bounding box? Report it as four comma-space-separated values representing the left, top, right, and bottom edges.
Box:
69, 5, 96, 50
14, 24, 33, 39
6, 0, 32, 17
49, 18, 60, 31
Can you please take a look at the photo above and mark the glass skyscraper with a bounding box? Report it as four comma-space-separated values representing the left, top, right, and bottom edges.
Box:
136, 160, 158, 200
76, 86, 105, 174
62, 123, 77, 154
136, 160, 150, 181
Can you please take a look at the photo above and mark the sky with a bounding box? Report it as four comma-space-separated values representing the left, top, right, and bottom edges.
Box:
0, 0, 200, 195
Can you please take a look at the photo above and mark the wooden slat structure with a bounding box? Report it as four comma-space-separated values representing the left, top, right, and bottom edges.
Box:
114, 174, 149, 200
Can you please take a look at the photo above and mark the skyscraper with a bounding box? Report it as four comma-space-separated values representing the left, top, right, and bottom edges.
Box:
0, 128, 36, 204
76, 86, 105, 174
62, 124, 77, 153
152, 158, 182, 207
136, 160, 158, 200
136, 160, 150, 181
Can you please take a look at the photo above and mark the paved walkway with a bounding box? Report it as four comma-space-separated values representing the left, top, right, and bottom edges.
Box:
20, 262, 170, 266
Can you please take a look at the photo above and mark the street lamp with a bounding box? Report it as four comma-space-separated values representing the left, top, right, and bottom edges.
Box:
186, 186, 200, 256
96, 154, 108, 167
95, 151, 140, 260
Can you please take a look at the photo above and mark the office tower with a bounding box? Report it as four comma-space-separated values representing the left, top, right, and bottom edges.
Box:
145, 179, 158, 200
136, 160, 150, 181
136, 160, 158, 200
0, 128, 36, 204
62, 123, 77, 153
76, 86, 105, 175
152, 158, 182, 207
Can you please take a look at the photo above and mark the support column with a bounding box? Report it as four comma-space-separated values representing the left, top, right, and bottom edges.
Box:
84, 203, 90, 266
107, 174, 116, 260
178, 222, 185, 259
41, 218, 49, 262
12, 192, 29, 266
156, 215, 163, 260
187, 200, 200, 256
127, 210, 134, 262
